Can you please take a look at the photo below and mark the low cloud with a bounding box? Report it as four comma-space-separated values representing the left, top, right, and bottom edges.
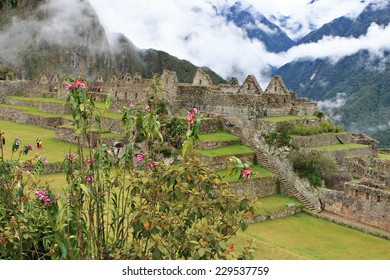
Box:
317, 92, 348, 122
0, 0, 107, 68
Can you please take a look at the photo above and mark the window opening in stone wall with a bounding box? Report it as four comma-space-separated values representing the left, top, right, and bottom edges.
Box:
135, 92, 138, 99
355, 190, 358, 197
366, 192, 369, 200
377, 195, 381, 202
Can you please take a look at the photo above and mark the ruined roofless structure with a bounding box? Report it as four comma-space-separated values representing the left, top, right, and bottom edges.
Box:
45, 68, 316, 119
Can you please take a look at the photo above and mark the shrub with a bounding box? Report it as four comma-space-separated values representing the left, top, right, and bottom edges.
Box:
289, 151, 337, 187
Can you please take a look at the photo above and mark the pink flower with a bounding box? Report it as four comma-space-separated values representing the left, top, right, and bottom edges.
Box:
39, 155, 48, 163
187, 112, 195, 124
85, 157, 94, 167
144, 105, 150, 112
85, 175, 93, 183
65, 84, 73, 91
147, 161, 159, 169
129, 102, 134, 108
35, 189, 51, 204
136, 154, 145, 164
73, 80, 86, 89
241, 167, 252, 179
66, 153, 78, 161
25, 144, 33, 151
187, 108, 198, 124
191, 108, 198, 115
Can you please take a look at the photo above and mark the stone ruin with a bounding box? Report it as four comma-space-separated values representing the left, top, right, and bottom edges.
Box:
1, 68, 389, 233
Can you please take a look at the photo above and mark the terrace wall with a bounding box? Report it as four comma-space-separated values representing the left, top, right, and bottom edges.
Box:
319, 181, 390, 231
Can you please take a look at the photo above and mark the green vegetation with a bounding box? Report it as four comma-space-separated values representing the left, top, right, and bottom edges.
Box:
196, 145, 253, 157
378, 153, 390, 159
235, 213, 390, 260
0, 77, 251, 260
252, 194, 301, 216
199, 132, 240, 142
289, 151, 337, 187
259, 115, 310, 122
217, 165, 275, 182
290, 122, 344, 136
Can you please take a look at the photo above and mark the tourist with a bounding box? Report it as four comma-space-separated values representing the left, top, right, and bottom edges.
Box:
36, 138, 40, 148
12, 137, 20, 152
1, 132, 5, 145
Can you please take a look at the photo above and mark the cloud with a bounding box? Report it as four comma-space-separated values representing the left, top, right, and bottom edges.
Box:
273, 23, 390, 67
0, 0, 108, 68
317, 92, 348, 122
88, 0, 389, 88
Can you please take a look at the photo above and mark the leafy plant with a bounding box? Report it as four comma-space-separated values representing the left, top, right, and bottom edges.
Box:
288, 151, 337, 187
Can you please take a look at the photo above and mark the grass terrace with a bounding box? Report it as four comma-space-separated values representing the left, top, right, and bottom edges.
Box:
199, 132, 240, 142
252, 194, 301, 216
258, 115, 317, 122
378, 153, 390, 160
0, 119, 85, 163
234, 213, 390, 260
217, 165, 274, 182
195, 144, 253, 157
309, 143, 368, 151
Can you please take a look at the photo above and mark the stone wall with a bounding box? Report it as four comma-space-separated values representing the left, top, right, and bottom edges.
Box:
39, 102, 72, 114
291, 133, 353, 148
318, 180, 390, 231
55, 126, 100, 147
0, 107, 69, 128
0, 81, 34, 101
198, 153, 255, 172
310, 145, 373, 167
230, 177, 277, 198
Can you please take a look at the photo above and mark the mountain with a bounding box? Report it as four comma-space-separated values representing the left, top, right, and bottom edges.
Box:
0, 0, 225, 84
274, 3, 390, 147
219, 2, 295, 53
298, 2, 390, 44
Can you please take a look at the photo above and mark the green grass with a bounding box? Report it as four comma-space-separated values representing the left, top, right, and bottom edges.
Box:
195, 145, 253, 157
378, 153, 390, 159
253, 194, 301, 216
199, 132, 240, 142
40, 172, 68, 193
310, 143, 368, 151
100, 132, 126, 139
8, 96, 68, 104
233, 213, 390, 260
217, 165, 274, 182
0, 119, 82, 163
258, 115, 317, 122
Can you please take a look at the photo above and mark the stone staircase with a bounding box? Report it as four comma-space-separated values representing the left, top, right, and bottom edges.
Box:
254, 150, 320, 213
224, 116, 322, 213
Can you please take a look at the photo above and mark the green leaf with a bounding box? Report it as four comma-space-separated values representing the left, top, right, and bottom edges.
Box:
219, 240, 227, 250
198, 248, 206, 258
80, 184, 91, 197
